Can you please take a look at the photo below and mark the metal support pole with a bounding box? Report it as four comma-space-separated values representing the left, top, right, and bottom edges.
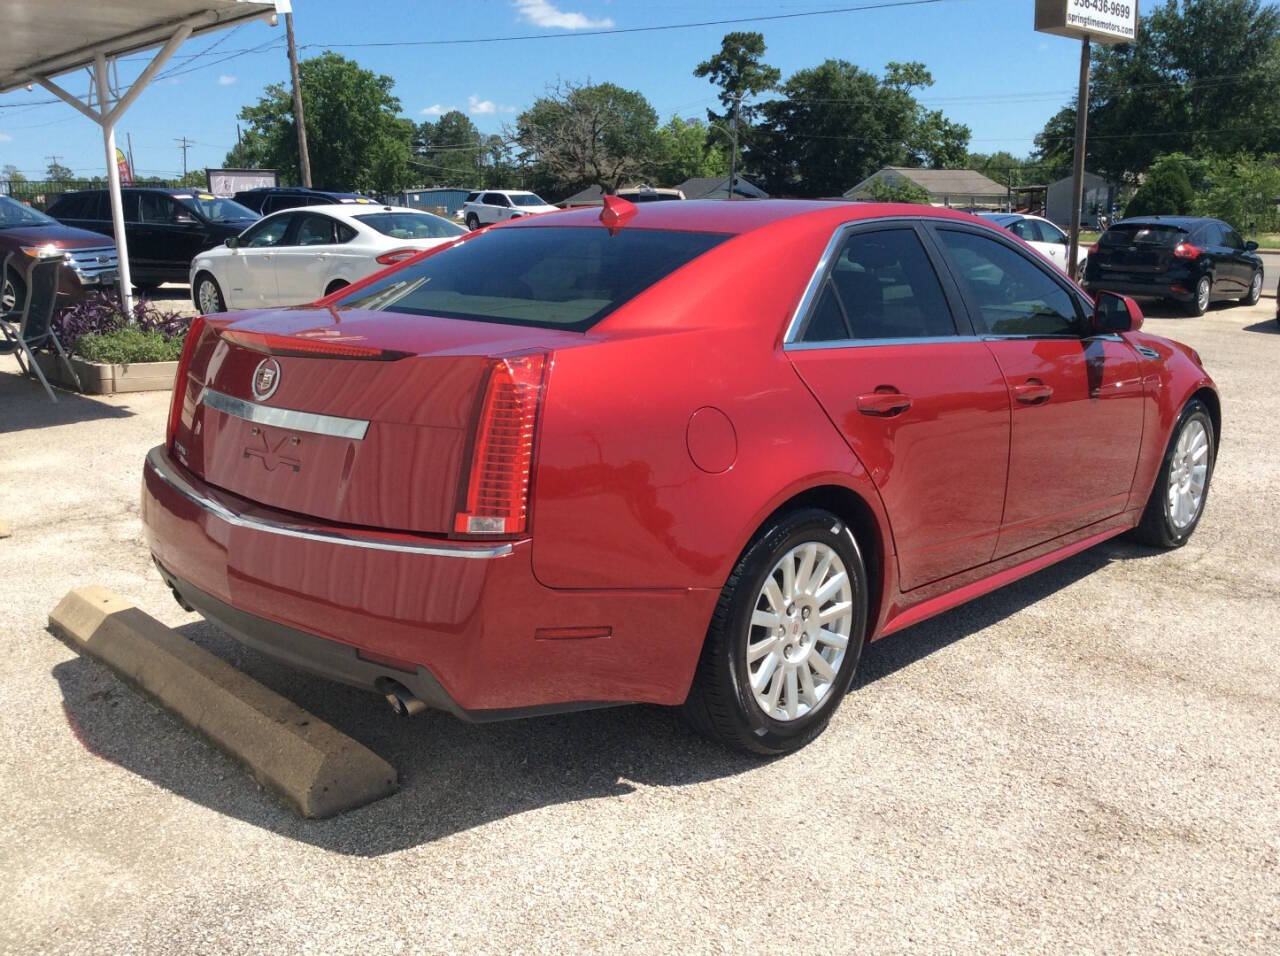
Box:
94, 53, 133, 313
1067, 35, 1091, 278
285, 12, 312, 187
727, 90, 741, 201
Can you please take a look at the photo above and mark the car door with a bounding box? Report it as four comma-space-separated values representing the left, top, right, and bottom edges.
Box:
930, 224, 1145, 557
1218, 222, 1255, 292
272, 212, 344, 303
220, 214, 291, 307
136, 193, 207, 280
482, 192, 511, 223
785, 222, 1011, 591
1193, 222, 1233, 295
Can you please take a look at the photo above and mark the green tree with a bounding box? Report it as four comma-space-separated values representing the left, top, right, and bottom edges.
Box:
865, 177, 933, 204
228, 52, 413, 192
515, 81, 660, 193
1125, 154, 1197, 216
653, 116, 728, 186
46, 160, 75, 182
2, 165, 25, 184
967, 151, 1039, 189
415, 110, 484, 187
177, 170, 207, 188
1197, 153, 1280, 231
693, 32, 781, 182
1034, 0, 1280, 183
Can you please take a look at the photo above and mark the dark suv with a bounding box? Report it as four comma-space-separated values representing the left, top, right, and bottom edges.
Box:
232, 187, 374, 216
46, 187, 259, 289
1083, 216, 1263, 316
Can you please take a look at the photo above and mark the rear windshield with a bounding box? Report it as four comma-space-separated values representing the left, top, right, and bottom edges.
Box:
1101, 224, 1187, 247
354, 212, 466, 239
339, 226, 727, 330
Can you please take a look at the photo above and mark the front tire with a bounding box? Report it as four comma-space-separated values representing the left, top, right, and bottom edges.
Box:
193, 272, 226, 314
683, 508, 868, 755
1132, 399, 1215, 548
2, 267, 26, 318
1185, 275, 1211, 316
1242, 269, 1262, 305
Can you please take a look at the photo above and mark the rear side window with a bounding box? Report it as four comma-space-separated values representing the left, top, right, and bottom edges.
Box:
354, 212, 466, 239
821, 228, 956, 340
339, 226, 727, 331
936, 229, 1079, 337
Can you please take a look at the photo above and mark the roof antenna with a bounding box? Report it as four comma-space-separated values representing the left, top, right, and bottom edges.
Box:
600, 194, 637, 232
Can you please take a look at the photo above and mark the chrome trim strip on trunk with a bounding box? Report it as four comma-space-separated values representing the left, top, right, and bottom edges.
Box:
145, 446, 512, 559
201, 388, 370, 440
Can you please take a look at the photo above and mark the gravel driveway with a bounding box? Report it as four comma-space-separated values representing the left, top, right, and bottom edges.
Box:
1, 301, 1276, 953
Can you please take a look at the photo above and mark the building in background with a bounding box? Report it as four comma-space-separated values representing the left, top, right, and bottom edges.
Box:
1045, 172, 1117, 229
844, 167, 1008, 209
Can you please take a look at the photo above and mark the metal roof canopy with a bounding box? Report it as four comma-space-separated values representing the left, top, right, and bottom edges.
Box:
1, 1, 289, 310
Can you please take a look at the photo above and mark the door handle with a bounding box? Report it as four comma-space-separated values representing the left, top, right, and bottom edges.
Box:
856, 390, 912, 416
1014, 379, 1053, 405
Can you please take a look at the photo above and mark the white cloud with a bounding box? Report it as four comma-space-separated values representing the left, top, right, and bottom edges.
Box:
513, 0, 613, 30
217, 74, 236, 86
420, 103, 455, 116
0, 133, 12, 143
468, 95, 497, 115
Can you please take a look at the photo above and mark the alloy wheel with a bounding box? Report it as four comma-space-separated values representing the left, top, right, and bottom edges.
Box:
1196, 277, 1211, 313
197, 278, 221, 313
1167, 418, 1209, 530
1250, 272, 1263, 302
746, 542, 854, 722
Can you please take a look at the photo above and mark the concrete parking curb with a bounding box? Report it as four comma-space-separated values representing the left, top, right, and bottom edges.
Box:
48, 586, 398, 818
0, 518, 10, 538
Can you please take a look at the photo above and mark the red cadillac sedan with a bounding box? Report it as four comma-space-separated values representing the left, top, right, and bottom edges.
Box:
142, 199, 1218, 754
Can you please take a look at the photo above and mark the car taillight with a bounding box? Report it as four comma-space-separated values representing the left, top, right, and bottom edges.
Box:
454, 353, 548, 536
166, 315, 207, 450
1088, 242, 1099, 254
217, 329, 411, 361
1173, 242, 1201, 259
375, 248, 419, 265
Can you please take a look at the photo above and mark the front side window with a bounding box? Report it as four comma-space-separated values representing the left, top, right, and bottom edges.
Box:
936, 229, 1079, 337
177, 194, 258, 223
510, 193, 551, 207
354, 212, 466, 240
1036, 220, 1067, 244
339, 225, 726, 331
809, 228, 956, 341
483, 193, 510, 207
1221, 225, 1245, 250
240, 215, 292, 248
139, 193, 180, 224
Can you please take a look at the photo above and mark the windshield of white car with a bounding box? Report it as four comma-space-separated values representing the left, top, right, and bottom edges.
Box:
337, 225, 727, 331
176, 194, 260, 223
0, 197, 58, 229
510, 194, 551, 207
354, 212, 467, 239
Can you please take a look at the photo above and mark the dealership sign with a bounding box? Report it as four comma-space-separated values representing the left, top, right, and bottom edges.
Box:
1035, 0, 1139, 45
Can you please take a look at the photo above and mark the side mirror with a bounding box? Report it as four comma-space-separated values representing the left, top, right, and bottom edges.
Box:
1246, 240, 1259, 251
224, 236, 239, 249
1091, 290, 1143, 334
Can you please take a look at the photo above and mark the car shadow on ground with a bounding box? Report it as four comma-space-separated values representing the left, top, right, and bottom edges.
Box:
1243, 318, 1279, 334
0, 362, 135, 433
51, 537, 1150, 857
1131, 298, 1241, 320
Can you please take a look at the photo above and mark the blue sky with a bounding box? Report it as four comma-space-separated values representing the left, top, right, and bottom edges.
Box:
1, 0, 1091, 182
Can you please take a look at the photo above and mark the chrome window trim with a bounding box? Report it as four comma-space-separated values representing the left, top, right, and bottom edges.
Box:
786, 335, 983, 352
201, 388, 369, 441
145, 447, 512, 559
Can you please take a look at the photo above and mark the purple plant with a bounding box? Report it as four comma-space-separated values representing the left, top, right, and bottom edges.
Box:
54, 290, 190, 344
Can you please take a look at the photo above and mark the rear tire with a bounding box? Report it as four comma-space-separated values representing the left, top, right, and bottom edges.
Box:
1131, 399, 1215, 549
1242, 269, 1262, 305
193, 272, 226, 314
465, 213, 480, 231
682, 508, 868, 756
1184, 275, 1211, 316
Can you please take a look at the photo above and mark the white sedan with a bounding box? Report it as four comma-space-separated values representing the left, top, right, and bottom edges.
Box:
977, 213, 1090, 279
190, 204, 467, 312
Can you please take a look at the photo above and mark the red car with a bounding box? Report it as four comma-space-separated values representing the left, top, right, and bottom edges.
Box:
142, 199, 1219, 755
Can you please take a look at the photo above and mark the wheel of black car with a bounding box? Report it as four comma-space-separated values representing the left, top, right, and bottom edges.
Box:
1132, 399, 1215, 549
193, 272, 226, 313
1242, 269, 1262, 306
682, 508, 868, 755
1185, 275, 1211, 316
2, 267, 25, 318
465, 213, 480, 231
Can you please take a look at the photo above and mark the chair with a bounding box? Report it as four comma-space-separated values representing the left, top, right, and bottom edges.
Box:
0, 250, 81, 402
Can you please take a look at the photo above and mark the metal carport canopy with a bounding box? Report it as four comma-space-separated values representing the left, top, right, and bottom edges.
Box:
0, 0, 289, 310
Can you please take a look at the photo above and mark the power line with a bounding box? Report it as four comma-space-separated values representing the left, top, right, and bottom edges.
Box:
308, 0, 958, 48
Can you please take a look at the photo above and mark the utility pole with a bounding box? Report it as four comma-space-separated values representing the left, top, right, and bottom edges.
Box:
285, 11, 312, 187
175, 136, 192, 177
727, 90, 742, 200
1067, 36, 1091, 278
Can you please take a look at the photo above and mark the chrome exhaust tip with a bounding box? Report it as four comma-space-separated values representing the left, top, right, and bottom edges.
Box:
381, 680, 427, 718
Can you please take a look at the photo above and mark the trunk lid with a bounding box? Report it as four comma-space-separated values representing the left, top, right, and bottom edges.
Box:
174, 306, 582, 534
1094, 223, 1188, 274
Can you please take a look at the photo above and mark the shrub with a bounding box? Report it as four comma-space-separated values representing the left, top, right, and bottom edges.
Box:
1125, 155, 1196, 218
865, 176, 934, 204
74, 328, 185, 364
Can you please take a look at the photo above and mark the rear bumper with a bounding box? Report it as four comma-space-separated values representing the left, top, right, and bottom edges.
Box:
141, 446, 715, 716
1082, 277, 1195, 301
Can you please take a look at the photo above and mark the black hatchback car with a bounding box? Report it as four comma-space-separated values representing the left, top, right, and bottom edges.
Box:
46, 187, 259, 289
1082, 216, 1263, 316
232, 187, 375, 216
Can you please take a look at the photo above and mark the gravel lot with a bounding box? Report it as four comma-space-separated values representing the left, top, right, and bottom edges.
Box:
1, 301, 1277, 953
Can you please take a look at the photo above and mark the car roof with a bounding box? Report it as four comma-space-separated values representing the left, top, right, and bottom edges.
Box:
501, 198, 994, 237
257, 203, 435, 222
1114, 216, 1213, 228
